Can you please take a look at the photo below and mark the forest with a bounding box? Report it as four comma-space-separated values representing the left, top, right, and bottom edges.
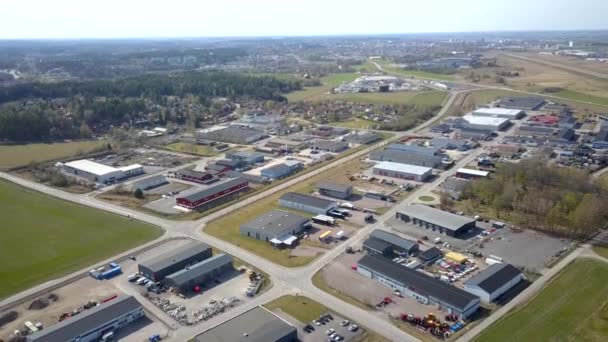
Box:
458, 161, 608, 238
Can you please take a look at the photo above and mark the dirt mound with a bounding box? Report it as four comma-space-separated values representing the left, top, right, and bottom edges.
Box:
0, 311, 19, 328
28, 298, 49, 310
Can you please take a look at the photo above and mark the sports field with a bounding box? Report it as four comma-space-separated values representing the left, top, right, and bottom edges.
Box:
0, 180, 162, 299
475, 258, 608, 342
0, 140, 108, 169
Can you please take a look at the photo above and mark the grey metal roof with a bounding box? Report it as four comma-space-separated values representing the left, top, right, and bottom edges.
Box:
27, 296, 141, 342
177, 168, 210, 178
179, 177, 247, 202
418, 247, 443, 262
430, 138, 469, 149
261, 163, 292, 176
316, 181, 353, 194
386, 143, 440, 156
464, 263, 522, 294
241, 210, 310, 236
199, 125, 265, 144
358, 255, 479, 310
139, 241, 211, 273
370, 229, 418, 252
312, 139, 348, 151
556, 128, 575, 141
279, 192, 336, 210
194, 306, 297, 342
363, 237, 393, 253
518, 125, 555, 134
165, 254, 232, 286
369, 149, 443, 167
497, 96, 546, 110
399, 204, 475, 232
596, 129, 608, 143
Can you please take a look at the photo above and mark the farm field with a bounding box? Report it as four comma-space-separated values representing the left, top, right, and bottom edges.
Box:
164, 142, 218, 156
474, 258, 608, 342
0, 180, 162, 299
328, 118, 377, 129
375, 59, 456, 80
326, 90, 446, 105
0, 140, 108, 169
204, 157, 368, 267
286, 73, 360, 102
264, 295, 390, 342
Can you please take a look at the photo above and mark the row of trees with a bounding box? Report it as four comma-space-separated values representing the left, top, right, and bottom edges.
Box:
460, 161, 608, 238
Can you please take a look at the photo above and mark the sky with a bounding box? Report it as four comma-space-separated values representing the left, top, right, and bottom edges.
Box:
2, 0, 608, 39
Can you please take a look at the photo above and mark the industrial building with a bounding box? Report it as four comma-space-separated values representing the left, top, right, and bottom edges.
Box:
164, 254, 233, 293
27, 295, 144, 342
461, 114, 510, 131
316, 181, 353, 199
62, 160, 143, 184
373, 161, 433, 182
429, 138, 473, 151
138, 241, 212, 281
593, 129, 608, 149
455, 128, 493, 140
463, 263, 524, 303
362, 237, 393, 257
456, 168, 489, 179
357, 255, 480, 318
197, 125, 266, 144
176, 177, 249, 210
225, 151, 265, 165
369, 229, 419, 255
369, 149, 445, 168
279, 192, 337, 215
260, 161, 303, 180
418, 247, 443, 263
396, 204, 476, 237
129, 174, 168, 191
497, 96, 546, 110
343, 131, 382, 145
472, 108, 525, 120
174, 169, 213, 183
265, 137, 308, 151
311, 139, 349, 153
240, 209, 311, 245
385, 143, 441, 156
194, 306, 297, 342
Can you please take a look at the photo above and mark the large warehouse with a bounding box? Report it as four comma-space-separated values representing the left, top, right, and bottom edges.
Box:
472, 108, 524, 119
194, 306, 297, 342
240, 209, 311, 245
373, 161, 433, 182
463, 263, 524, 303
63, 160, 144, 184
176, 177, 249, 210
357, 255, 480, 318
369, 229, 419, 255
164, 254, 233, 293
27, 295, 144, 342
461, 114, 510, 131
316, 181, 353, 199
197, 125, 266, 144
497, 96, 546, 110
138, 241, 212, 281
396, 204, 476, 237
369, 149, 445, 168
279, 192, 337, 215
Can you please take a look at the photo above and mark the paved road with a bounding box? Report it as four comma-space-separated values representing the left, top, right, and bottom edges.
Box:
504, 53, 608, 81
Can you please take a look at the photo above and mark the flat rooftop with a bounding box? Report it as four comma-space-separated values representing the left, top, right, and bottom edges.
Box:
139, 241, 211, 273
64, 159, 119, 176
473, 108, 523, 116
462, 114, 510, 126
398, 204, 475, 232
374, 161, 433, 175
194, 306, 297, 342
241, 209, 310, 235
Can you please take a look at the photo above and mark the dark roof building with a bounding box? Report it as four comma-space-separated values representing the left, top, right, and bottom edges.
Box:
176, 177, 249, 210
279, 192, 337, 215
344, 132, 382, 144
194, 306, 297, 342
555, 127, 576, 141
396, 204, 476, 237
261, 163, 295, 180
455, 128, 493, 140
357, 255, 480, 318
464, 263, 524, 302
418, 247, 443, 263
497, 96, 546, 110
316, 181, 353, 199
311, 139, 349, 153
27, 295, 144, 342
369, 229, 419, 255
138, 241, 212, 281
164, 254, 233, 293
240, 209, 311, 244
386, 143, 441, 156
198, 126, 266, 144
362, 237, 393, 257
593, 129, 608, 149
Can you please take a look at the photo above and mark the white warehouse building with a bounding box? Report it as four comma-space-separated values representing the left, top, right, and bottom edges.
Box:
463, 263, 524, 303
373, 161, 433, 182
63, 159, 143, 184
461, 114, 510, 131
473, 108, 524, 120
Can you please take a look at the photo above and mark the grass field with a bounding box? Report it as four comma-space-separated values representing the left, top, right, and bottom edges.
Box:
592, 245, 608, 259
264, 295, 390, 342
286, 73, 360, 102
164, 142, 218, 157
375, 59, 455, 81
0, 140, 108, 169
204, 157, 368, 267
475, 258, 608, 342
0, 179, 162, 299
552, 89, 608, 106
327, 118, 377, 129
418, 195, 435, 202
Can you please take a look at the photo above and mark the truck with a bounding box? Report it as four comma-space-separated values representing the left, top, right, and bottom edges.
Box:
312, 215, 336, 226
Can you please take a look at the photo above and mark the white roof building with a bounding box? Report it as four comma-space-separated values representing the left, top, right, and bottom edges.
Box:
473, 108, 524, 119
64, 160, 119, 176
462, 114, 510, 131
457, 168, 490, 177
63, 160, 143, 184
375, 161, 432, 176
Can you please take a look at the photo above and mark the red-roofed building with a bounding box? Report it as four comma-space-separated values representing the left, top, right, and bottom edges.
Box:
528, 115, 559, 126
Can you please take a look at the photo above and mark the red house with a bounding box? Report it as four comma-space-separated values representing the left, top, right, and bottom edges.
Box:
176, 177, 248, 209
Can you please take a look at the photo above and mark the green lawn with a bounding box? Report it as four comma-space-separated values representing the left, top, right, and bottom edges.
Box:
286, 73, 360, 102
327, 118, 377, 129
264, 295, 390, 342
0, 180, 162, 299
592, 245, 608, 259
475, 259, 608, 342
375, 59, 455, 81
418, 195, 435, 202
204, 157, 369, 267
553, 89, 608, 106
0, 140, 108, 169
164, 142, 218, 157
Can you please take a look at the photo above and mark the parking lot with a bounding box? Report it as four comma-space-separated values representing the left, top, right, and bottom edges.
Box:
143, 182, 204, 214
272, 308, 366, 342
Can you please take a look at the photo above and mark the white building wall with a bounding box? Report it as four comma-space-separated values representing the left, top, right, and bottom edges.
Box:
464, 274, 523, 303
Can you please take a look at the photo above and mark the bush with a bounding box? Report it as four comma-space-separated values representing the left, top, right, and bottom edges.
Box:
133, 188, 144, 199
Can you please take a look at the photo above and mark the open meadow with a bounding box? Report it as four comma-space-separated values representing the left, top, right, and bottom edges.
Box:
0, 180, 161, 299
0, 140, 108, 169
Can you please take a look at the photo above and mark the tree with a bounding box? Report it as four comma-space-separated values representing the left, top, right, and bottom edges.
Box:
133, 188, 144, 199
